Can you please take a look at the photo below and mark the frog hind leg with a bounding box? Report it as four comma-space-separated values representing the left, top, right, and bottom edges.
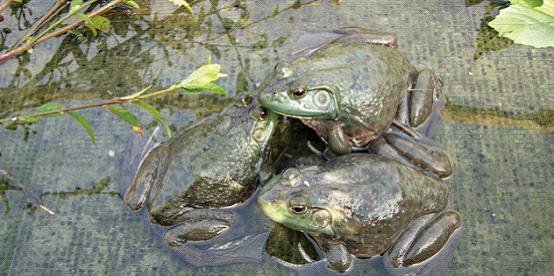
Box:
402, 211, 462, 267
163, 209, 235, 247
327, 126, 352, 155
397, 69, 444, 137
123, 143, 170, 210
385, 213, 436, 268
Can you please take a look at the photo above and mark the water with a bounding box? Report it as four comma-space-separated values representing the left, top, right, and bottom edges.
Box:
0, 0, 552, 274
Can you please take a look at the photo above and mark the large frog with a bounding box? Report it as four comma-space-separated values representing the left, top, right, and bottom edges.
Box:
257, 153, 462, 273
260, 28, 452, 178
121, 98, 277, 247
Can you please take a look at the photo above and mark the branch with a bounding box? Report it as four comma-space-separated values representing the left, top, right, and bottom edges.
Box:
0, 0, 122, 64
0, 0, 14, 15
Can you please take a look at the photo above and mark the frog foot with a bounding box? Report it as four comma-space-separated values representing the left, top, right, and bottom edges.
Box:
368, 127, 453, 178
385, 211, 462, 268
320, 242, 352, 273
123, 143, 170, 210
163, 209, 236, 247
396, 69, 444, 137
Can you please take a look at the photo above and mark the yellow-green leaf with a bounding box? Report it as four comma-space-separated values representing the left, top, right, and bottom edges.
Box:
180, 64, 226, 90
90, 15, 111, 33
106, 105, 142, 131
122, 0, 140, 9
76, 12, 97, 36
70, 0, 83, 13
67, 112, 95, 144
133, 101, 172, 137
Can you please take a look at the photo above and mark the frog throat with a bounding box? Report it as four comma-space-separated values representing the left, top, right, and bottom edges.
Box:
260, 87, 341, 119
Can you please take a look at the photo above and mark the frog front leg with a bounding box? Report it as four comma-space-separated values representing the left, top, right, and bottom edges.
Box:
163, 209, 235, 247
385, 211, 462, 268
319, 241, 352, 272
327, 126, 352, 155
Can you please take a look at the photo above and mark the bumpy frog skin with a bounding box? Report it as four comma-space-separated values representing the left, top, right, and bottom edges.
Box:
123, 100, 277, 247
257, 154, 462, 272
260, 28, 453, 178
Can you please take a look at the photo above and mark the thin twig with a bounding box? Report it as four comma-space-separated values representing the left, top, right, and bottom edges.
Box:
12, 0, 70, 49
0, 0, 14, 15
0, 169, 55, 215
0, 0, 122, 64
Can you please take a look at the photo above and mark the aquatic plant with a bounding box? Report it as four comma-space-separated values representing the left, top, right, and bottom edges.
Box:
0, 62, 227, 143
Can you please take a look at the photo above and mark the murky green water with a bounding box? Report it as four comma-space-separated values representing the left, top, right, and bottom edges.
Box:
0, 0, 552, 275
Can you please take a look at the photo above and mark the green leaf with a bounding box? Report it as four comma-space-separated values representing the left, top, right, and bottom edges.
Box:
90, 15, 111, 33
180, 64, 226, 90
509, 0, 542, 8
133, 101, 172, 137
106, 105, 142, 133
70, 0, 83, 13
167, 0, 193, 12
67, 112, 95, 144
489, 1, 554, 48
36, 102, 66, 115
76, 12, 97, 36
122, 0, 140, 9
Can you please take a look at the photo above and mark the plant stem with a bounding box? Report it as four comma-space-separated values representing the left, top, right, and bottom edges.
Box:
12, 0, 70, 49
0, 0, 14, 15
0, 83, 182, 123
0, 0, 122, 64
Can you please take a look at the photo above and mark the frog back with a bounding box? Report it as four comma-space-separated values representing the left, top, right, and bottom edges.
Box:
146, 105, 263, 224
289, 43, 416, 131
310, 154, 448, 257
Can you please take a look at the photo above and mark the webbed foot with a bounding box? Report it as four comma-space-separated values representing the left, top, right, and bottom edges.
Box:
396, 69, 444, 137
368, 126, 453, 178
385, 211, 462, 268
162, 209, 236, 247
122, 128, 170, 210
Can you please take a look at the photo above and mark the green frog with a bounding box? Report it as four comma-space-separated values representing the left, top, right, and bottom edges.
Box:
121, 98, 277, 247
260, 27, 452, 178
257, 153, 462, 272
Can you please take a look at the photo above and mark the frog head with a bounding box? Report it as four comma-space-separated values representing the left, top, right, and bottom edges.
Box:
257, 167, 340, 237
260, 63, 341, 119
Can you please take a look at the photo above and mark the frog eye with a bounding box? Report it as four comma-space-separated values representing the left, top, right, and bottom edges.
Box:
289, 196, 309, 215
291, 205, 307, 214
290, 88, 307, 99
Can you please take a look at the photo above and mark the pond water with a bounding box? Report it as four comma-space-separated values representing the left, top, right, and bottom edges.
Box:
0, 0, 552, 275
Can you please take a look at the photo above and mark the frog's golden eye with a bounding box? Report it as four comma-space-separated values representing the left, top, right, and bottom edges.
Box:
290, 88, 307, 99
291, 205, 307, 214
289, 196, 309, 215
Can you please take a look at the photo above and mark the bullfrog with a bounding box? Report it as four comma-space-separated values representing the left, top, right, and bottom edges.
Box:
121, 98, 277, 247
257, 153, 462, 272
260, 27, 453, 178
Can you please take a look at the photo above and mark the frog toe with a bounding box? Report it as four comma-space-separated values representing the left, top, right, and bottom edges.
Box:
403, 211, 462, 267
